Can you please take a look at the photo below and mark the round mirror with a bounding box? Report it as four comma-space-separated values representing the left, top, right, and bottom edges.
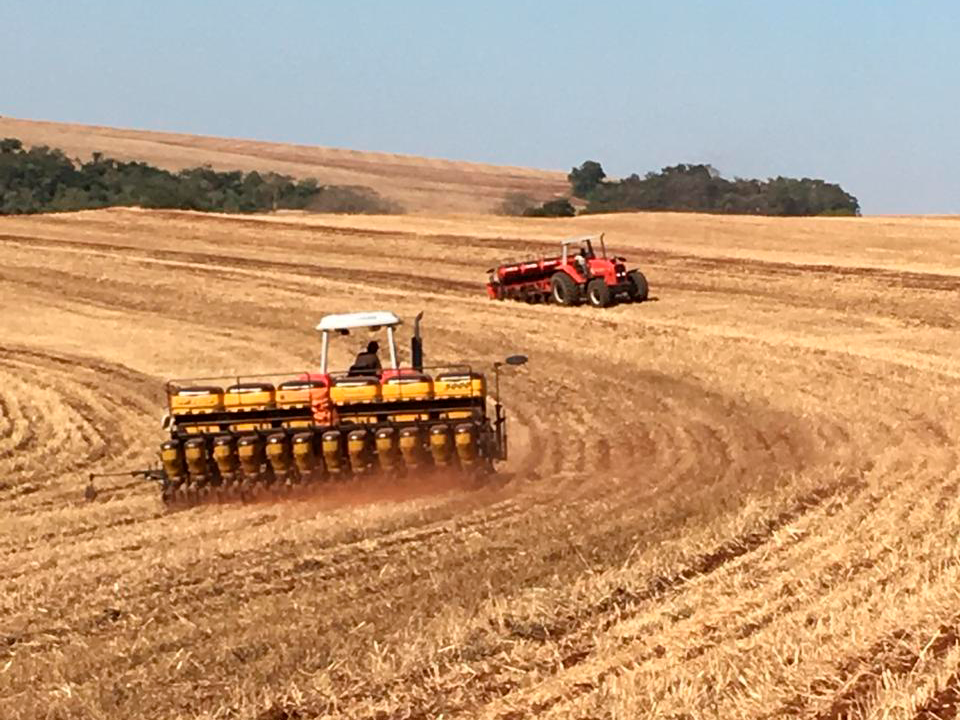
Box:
505, 354, 528, 366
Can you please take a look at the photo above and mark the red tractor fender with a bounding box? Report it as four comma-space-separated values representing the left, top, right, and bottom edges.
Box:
558, 255, 582, 283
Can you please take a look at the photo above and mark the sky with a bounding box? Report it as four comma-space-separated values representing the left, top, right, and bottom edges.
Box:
1, 0, 957, 214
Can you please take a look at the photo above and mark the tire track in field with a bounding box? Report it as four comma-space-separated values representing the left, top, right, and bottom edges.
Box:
496, 401, 960, 720
306, 471, 864, 720
238, 382, 816, 711
274, 377, 832, 719
330, 351, 922, 717
0, 348, 157, 496
644, 248, 960, 293
0, 233, 479, 297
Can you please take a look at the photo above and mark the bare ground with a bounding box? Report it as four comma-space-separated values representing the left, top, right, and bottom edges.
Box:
2, 208, 960, 718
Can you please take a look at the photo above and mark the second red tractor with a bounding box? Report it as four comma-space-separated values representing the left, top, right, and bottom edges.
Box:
486, 234, 648, 308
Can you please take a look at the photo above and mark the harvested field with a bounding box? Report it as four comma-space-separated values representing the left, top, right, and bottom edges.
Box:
3, 207, 960, 718
0, 118, 569, 214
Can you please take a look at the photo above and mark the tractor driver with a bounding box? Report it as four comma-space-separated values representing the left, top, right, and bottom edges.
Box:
349, 340, 382, 376
574, 247, 592, 280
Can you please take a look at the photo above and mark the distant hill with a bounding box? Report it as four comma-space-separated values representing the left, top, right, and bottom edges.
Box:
0, 117, 568, 214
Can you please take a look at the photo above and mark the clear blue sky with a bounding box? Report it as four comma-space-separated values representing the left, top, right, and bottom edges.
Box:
1, 0, 957, 214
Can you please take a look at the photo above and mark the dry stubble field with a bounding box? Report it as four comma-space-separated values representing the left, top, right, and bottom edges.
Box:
3, 208, 960, 719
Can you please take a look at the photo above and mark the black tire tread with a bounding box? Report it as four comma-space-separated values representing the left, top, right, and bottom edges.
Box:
551, 272, 580, 306
586, 278, 612, 308
627, 270, 649, 302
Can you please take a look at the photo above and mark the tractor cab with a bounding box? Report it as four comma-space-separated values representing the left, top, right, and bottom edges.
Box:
315, 311, 403, 378
561, 234, 614, 284
560, 235, 606, 265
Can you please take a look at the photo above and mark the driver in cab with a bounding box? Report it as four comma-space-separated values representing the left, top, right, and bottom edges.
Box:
574, 247, 593, 279
348, 340, 382, 376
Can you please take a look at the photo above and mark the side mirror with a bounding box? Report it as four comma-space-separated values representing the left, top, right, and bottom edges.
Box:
505, 355, 528, 366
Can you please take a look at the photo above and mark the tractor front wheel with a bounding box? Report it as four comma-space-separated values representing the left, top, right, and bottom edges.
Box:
586, 278, 613, 308
551, 272, 581, 306
627, 270, 649, 302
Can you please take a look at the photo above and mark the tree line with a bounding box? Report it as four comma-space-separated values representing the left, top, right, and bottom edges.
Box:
0, 138, 398, 215
504, 160, 859, 217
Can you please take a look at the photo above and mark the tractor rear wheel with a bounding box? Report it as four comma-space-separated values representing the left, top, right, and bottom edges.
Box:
550, 272, 580, 306
586, 278, 612, 308
627, 270, 649, 302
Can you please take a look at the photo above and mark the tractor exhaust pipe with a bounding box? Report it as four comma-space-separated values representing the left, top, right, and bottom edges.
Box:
411, 311, 424, 371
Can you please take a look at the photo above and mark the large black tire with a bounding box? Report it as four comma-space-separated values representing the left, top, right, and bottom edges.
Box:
550, 272, 581, 306
627, 270, 649, 302
586, 278, 613, 308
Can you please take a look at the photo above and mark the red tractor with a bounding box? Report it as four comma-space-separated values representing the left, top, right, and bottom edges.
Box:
486, 234, 648, 308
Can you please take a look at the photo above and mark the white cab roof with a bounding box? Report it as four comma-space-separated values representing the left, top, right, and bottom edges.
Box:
315, 311, 401, 332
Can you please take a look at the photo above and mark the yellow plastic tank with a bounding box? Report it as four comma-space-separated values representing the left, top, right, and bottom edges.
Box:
381, 371, 433, 402
277, 378, 327, 408
433, 371, 485, 400
224, 382, 275, 411
168, 386, 224, 414
329, 376, 381, 405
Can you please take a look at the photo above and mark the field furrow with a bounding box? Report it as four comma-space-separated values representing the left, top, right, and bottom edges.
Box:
2, 209, 960, 719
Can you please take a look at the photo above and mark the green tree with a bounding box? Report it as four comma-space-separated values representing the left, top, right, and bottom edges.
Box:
523, 198, 576, 217
0, 137, 398, 216
0, 138, 23, 154
580, 161, 859, 217
568, 160, 606, 198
